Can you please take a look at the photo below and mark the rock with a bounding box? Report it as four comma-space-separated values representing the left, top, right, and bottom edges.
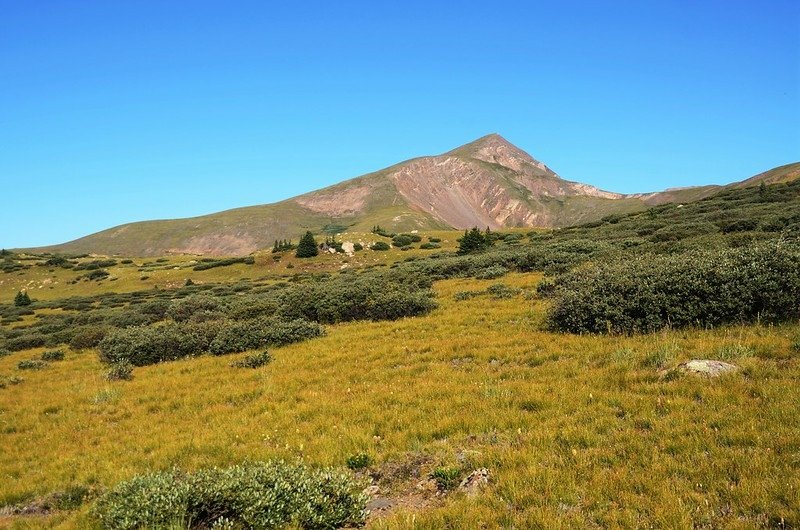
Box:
458, 468, 490, 497
679, 359, 738, 377
341, 241, 355, 256
366, 497, 393, 512
363, 485, 380, 497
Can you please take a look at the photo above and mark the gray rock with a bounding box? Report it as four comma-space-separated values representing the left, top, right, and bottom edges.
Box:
458, 468, 490, 496
678, 359, 738, 377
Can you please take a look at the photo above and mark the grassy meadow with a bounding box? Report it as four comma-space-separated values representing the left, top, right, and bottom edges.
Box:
2, 180, 800, 529
1, 268, 798, 528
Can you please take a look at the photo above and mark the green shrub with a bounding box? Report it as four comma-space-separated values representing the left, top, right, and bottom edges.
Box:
106, 360, 133, 381
83, 269, 110, 281
41, 349, 65, 361
353, 242, 363, 251
430, 466, 461, 491
6, 332, 47, 351
70, 325, 112, 350
475, 265, 508, 280
231, 350, 272, 369
792, 336, 800, 353
166, 296, 223, 323
98, 323, 219, 366
419, 242, 441, 250
18, 359, 48, 370
371, 241, 390, 251
345, 452, 372, 470
91, 461, 367, 530
365, 290, 437, 321
191, 256, 255, 271
209, 318, 323, 355
0, 348, 9, 357
545, 245, 800, 334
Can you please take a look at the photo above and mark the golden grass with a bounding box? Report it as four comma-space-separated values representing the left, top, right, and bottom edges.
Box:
0, 272, 798, 528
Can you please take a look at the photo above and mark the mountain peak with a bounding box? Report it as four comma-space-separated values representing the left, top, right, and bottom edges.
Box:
447, 133, 557, 177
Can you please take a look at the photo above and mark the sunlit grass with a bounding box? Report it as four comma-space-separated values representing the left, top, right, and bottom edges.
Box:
0, 272, 798, 528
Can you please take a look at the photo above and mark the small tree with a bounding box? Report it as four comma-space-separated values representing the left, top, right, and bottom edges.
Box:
14, 290, 31, 307
457, 227, 489, 255
296, 231, 319, 258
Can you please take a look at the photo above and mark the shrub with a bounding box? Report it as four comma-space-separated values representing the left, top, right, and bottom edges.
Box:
365, 290, 437, 321
371, 241, 390, 251
0, 348, 9, 357
346, 452, 372, 470
98, 323, 219, 366
209, 318, 323, 355
67, 326, 108, 351
231, 350, 272, 369
6, 332, 47, 351
419, 242, 441, 250
84, 269, 110, 281
91, 461, 367, 530
18, 359, 48, 370
353, 242, 363, 251
430, 466, 462, 491
41, 349, 65, 361
545, 245, 800, 334
475, 265, 508, 280
106, 360, 133, 381
192, 256, 255, 271
166, 296, 222, 323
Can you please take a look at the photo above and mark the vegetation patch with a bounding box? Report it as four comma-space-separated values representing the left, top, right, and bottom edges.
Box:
91, 461, 367, 530
543, 244, 800, 334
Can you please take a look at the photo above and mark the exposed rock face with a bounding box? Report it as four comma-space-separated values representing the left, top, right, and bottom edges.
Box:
26, 132, 799, 257
678, 359, 738, 377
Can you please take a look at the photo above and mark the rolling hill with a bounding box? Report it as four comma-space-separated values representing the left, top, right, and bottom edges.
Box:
25, 134, 800, 256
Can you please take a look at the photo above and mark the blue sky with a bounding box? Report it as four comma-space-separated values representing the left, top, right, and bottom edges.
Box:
1, 0, 798, 248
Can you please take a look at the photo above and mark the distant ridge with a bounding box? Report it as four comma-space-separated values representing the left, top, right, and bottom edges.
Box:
23, 135, 800, 256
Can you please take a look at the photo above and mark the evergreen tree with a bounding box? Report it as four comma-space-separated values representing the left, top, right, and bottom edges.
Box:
296, 231, 319, 258
484, 227, 495, 246
14, 290, 31, 307
457, 227, 489, 255
272, 240, 280, 253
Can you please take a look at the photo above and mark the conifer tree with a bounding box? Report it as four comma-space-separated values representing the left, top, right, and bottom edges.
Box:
14, 290, 31, 307
295, 231, 319, 258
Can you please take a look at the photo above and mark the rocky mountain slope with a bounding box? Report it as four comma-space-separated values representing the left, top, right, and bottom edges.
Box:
24, 135, 800, 256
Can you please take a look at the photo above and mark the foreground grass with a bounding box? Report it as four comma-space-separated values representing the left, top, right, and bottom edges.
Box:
1, 273, 798, 528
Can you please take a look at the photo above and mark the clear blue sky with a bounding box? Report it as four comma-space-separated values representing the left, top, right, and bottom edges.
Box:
1, 0, 798, 248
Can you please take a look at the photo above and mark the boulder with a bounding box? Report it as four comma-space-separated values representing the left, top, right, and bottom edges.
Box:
458, 468, 490, 497
678, 359, 738, 377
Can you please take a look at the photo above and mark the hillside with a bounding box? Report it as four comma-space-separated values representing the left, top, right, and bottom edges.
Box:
1, 177, 799, 527
24, 135, 800, 256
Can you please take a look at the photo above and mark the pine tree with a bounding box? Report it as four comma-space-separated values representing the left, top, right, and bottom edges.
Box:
295, 231, 319, 258
457, 227, 489, 255
14, 290, 31, 307
272, 240, 280, 253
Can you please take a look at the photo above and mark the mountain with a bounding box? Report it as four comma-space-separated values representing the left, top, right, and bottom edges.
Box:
24, 135, 800, 256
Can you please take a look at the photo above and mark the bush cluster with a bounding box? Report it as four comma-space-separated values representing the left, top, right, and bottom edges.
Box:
543, 244, 800, 334
209, 318, 323, 355
91, 461, 367, 530
41, 349, 65, 361
231, 350, 272, 369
